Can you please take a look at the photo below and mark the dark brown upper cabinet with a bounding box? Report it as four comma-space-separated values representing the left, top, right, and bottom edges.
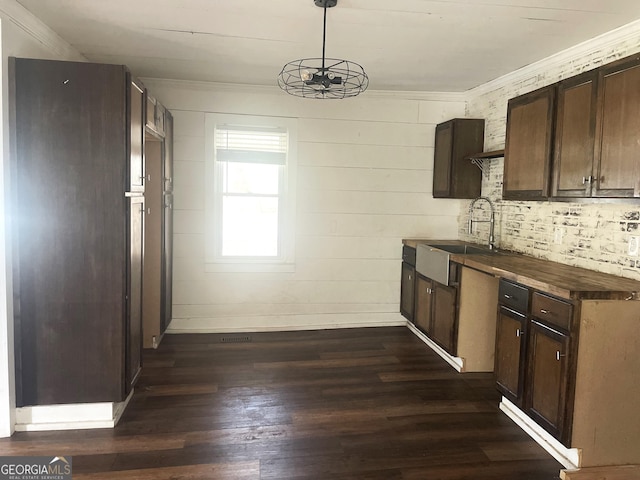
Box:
552, 71, 598, 198
593, 54, 640, 198
503, 85, 556, 200
432, 118, 485, 199
507, 52, 640, 201
146, 92, 166, 137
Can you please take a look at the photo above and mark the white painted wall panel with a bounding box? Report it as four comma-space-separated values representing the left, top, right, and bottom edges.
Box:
299, 143, 431, 170
297, 166, 430, 194
142, 78, 466, 331
299, 191, 444, 216
173, 136, 205, 163
299, 118, 432, 147
418, 99, 468, 124
173, 210, 205, 234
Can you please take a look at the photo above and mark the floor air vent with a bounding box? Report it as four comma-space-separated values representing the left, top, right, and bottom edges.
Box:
220, 335, 252, 343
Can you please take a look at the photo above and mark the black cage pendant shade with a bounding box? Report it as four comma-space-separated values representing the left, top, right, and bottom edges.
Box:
277, 0, 369, 99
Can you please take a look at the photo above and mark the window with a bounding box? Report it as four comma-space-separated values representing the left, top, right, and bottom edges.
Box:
205, 114, 297, 272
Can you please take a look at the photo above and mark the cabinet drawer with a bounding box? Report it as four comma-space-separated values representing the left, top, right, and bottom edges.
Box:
402, 245, 416, 266
531, 292, 572, 331
499, 280, 529, 312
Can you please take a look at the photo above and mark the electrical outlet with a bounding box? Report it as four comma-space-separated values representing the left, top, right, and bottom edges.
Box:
553, 227, 564, 245
629, 236, 639, 256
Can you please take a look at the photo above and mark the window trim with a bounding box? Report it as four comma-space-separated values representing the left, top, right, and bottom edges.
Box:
205, 113, 297, 273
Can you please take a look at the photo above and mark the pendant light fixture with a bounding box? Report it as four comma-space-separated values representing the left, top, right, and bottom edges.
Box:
277, 0, 369, 99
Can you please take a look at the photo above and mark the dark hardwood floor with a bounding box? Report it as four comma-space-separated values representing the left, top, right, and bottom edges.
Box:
0, 327, 562, 479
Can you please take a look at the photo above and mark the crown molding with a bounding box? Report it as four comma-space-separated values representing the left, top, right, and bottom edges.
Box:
140, 77, 466, 103
466, 18, 640, 99
0, 0, 85, 61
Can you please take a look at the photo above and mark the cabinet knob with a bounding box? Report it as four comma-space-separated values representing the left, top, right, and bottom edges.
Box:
503, 294, 513, 299
582, 175, 593, 185
556, 351, 566, 361
408, 275, 412, 280
540, 309, 549, 315
426, 287, 432, 294
516, 329, 522, 337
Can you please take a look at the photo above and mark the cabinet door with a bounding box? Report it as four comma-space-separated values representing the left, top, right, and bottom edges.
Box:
526, 320, 570, 442
400, 262, 416, 321
432, 119, 483, 199
126, 196, 144, 392
593, 54, 640, 197
430, 282, 457, 354
433, 121, 453, 198
145, 93, 166, 137
495, 307, 527, 406
162, 193, 174, 333
161, 111, 174, 333
13, 58, 129, 405
552, 71, 598, 197
164, 110, 174, 193
414, 275, 433, 335
503, 85, 556, 200
130, 78, 145, 192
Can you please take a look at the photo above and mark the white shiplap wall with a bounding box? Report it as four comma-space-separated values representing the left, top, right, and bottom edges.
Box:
460, 21, 640, 281
141, 81, 466, 332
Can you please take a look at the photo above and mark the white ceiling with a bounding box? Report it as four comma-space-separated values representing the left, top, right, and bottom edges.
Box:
15, 0, 640, 92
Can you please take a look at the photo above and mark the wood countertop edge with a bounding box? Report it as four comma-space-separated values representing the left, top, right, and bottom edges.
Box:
402, 239, 640, 301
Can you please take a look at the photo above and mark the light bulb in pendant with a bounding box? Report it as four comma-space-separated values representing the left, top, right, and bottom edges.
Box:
300, 69, 313, 82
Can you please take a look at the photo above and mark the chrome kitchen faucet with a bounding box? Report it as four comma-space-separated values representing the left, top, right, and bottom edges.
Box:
468, 197, 495, 251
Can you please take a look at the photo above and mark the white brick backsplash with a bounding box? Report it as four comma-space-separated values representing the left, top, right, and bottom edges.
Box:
459, 24, 640, 281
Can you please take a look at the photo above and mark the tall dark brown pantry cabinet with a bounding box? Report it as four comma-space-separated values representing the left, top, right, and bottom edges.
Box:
11, 58, 144, 406
142, 98, 174, 349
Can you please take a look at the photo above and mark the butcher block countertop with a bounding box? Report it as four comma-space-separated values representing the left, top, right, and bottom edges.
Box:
402, 239, 640, 301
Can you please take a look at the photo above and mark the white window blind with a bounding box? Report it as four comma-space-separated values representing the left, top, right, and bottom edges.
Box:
205, 114, 297, 272
216, 126, 287, 165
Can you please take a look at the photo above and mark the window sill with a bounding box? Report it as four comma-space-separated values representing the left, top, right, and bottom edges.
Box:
205, 262, 296, 273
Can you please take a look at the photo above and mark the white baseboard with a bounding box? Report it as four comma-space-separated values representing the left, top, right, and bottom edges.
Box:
14, 390, 134, 432
166, 312, 407, 334
406, 322, 465, 372
500, 397, 581, 469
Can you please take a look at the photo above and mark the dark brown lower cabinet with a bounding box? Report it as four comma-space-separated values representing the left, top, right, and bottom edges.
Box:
400, 245, 416, 321
430, 282, 457, 354
413, 275, 432, 335
495, 306, 527, 406
400, 262, 416, 321
526, 320, 570, 441
413, 271, 458, 356
494, 279, 573, 444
